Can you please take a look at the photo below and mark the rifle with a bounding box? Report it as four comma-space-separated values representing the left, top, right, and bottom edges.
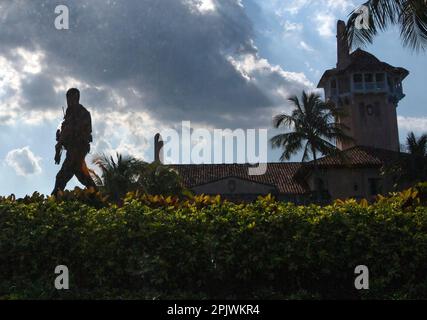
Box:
54, 107, 65, 165
54, 130, 63, 165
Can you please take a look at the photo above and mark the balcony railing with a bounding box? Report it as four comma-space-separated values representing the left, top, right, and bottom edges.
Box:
326, 78, 402, 99
352, 81, 389, 93
354, 82, 363, 91
365, 82, 375, 90
376, 82, 386, 90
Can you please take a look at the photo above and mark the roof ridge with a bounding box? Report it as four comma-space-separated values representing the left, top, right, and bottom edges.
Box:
168, 162, 303, 166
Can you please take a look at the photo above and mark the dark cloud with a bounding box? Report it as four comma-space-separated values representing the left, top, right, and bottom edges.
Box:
0, 114, 12, 124
0, 0, 310, 129
21, 74, 60, 109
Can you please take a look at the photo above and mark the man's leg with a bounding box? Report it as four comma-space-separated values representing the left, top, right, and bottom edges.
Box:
74, 154, 97, 190
51, 153, 75, 195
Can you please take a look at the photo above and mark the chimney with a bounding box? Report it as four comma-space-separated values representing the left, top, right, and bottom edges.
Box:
336, 20, 350, 70
154, 133, 164, 163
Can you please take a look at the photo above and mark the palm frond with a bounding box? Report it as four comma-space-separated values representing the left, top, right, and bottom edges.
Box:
273, 113, 294, 128
346, 0, 427, 50
271, 90, 352, 163
406, 131, 427, 155
400, 0, 427, 50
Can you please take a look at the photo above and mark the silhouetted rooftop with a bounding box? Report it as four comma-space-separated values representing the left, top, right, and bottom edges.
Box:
169, 146, 405, 195
318, 49, 409, 88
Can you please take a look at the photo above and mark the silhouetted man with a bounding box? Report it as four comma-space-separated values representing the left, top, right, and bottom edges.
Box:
52, 88, 96, 195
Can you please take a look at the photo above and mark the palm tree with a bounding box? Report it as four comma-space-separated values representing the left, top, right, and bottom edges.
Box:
91, 153, 185, 201
91, 153, 147, 202
346, 0, 427, 51
271, 91, 351, 165
406, 131, 427, 156
382, 132, 427, 186
271, 91, 352, 199
137, 162, 184, 196
402, 132, 427, 181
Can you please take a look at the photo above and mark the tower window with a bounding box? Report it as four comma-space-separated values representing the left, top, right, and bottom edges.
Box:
364, 73, 374, 90
376, 73, 385, 81
339, 76, 350, 93
376, 73, 385, 90
353, 74, 363, 90
330, 79, 337, 95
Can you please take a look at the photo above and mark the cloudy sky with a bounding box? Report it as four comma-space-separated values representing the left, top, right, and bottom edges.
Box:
0, 0, 426, 196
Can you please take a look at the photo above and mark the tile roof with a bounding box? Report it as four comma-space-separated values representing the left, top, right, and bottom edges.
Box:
345, 49, 409, 74
169, 162, 309, 195
168, 146, 404, 195
318, 49, 409, 87
311, 145, 403, 168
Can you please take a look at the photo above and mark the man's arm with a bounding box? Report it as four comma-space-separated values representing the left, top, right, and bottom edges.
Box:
57, 110, 73, 145
87, 111, 93, 142
80, 110, 93, 143
54, 109, 70, 164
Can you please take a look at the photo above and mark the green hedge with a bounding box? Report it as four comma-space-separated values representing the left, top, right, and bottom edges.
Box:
0, 191, 427, 300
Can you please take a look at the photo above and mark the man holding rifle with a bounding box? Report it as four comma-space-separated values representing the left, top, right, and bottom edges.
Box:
52, 88, 97, 195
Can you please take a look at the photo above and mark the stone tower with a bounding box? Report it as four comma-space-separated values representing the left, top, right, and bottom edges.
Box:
317, 20, 409, 152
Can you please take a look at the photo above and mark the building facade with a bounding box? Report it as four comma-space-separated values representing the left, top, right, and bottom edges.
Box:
317, 20, 408, 152
161, 20, 409, 202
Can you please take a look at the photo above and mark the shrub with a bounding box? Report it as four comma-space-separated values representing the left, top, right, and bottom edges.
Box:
0, 190, 426, 299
